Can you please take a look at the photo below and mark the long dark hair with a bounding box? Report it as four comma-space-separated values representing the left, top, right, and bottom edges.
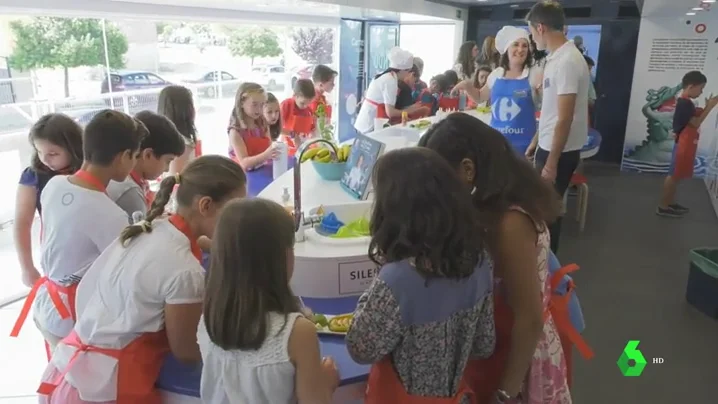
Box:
204, 198, 298, 350
529, 34, 547, 64
29, 113, 83, 174
157, 86, 197, 145
457, 40, 477, 79
369, 147, 483, 280
418, 114, 561, 250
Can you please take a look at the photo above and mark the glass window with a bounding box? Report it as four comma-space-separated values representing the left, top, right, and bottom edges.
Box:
147, 74, 165, 84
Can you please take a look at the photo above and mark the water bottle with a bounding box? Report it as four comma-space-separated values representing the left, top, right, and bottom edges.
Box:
273, 141, 288, 180
459, 92, 467, 111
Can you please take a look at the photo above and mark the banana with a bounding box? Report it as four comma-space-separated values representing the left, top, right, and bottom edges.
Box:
316, 154, 332, 163
300, 147, 321, 162
341, 145, 351, 162
314, 149, 330, 160
337, 147, 345, 162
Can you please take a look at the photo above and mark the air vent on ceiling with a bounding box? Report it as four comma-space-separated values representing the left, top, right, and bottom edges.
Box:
475, 8, 493, 20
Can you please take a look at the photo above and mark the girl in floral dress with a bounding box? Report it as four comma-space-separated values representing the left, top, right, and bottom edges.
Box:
419, 113, 571, 404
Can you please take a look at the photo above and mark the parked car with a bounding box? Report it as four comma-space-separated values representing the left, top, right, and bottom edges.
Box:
249, 65, 285, 91
101, 70, 171, 112
289, 64, 315, 89
183, 70, 240, 98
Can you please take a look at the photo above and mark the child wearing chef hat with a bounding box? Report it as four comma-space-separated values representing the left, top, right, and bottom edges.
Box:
354, 47, 430, 134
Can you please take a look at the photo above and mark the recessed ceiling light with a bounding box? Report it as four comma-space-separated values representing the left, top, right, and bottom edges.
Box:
692, 7, 703, 10
510, 4, 519, 7
687, 12, 697, 15
702, 0, 715, 3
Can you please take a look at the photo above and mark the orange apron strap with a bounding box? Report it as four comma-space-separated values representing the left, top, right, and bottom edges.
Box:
550, 263, 579, 291
194, 140, 202, 157
46, 281, 73, 321
10, 276, 46, 337
545, 287, 594, 361
37, 332, 122, 395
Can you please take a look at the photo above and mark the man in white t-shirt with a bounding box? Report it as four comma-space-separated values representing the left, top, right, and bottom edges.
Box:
526, 0, 590, 253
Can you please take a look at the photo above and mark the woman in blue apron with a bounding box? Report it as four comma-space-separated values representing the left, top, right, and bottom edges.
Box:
455, 26, 542, 156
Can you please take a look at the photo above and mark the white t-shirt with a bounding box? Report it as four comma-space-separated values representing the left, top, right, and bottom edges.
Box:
198, 312, 301, 404
35, 176, 128, 338
107, 177, 146, 220
355, 72, 398, 134
486, 66, 543, 104
44, 219, 205, 401
538, 41, 590, 152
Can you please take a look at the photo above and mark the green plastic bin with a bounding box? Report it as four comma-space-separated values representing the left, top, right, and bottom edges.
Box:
686, 248, 718, 319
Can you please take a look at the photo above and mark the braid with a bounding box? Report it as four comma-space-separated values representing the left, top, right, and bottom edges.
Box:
119, 175, 178, 246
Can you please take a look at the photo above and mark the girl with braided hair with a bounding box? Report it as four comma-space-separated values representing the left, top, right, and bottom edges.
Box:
38, 155, 247, 404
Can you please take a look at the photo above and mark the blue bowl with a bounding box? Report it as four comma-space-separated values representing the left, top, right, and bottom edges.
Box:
311, 160, 346, 181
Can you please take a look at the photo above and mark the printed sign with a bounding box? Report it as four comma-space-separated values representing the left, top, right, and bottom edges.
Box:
338, 260, 379, 295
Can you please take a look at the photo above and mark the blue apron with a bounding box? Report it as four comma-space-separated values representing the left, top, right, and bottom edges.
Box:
490, 76, 536, 156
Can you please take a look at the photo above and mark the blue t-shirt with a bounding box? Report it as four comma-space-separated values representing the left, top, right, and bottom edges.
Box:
672, 97, 696, 138
18, 167, 53, 214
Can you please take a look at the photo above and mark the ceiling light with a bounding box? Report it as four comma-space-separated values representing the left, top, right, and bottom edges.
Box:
692, 7, 703, 10
510, 4, 519, 7
686, 12, 696, 15
702, 0, 715, 3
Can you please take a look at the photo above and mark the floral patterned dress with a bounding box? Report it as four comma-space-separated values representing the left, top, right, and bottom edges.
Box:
466, 207, 571, 404
517, 206, 571, 403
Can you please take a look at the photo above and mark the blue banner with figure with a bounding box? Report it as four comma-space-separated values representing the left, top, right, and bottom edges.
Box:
337, 19, 364, 143
365, 22, 399, 85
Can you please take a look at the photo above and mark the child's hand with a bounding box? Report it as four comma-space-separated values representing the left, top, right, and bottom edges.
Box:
21, 266, 41, 288
321, 356, 340, 390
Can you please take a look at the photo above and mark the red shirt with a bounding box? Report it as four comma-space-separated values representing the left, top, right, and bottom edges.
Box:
280, 98, 315, 133
309, 93, 332, 120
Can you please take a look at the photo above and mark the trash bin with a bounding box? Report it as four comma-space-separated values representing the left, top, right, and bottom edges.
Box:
685, 248, 718, 319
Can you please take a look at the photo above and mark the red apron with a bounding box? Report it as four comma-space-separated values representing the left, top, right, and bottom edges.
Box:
37, 214, 201, 402
194, 139, 202, 157
229, 126, 272, 163
311, 94, 332, 120
365, 357, 474, 404
10, 169, 106, 339
283, 103, 316, 157
672, 103, 702, 179
466, 264, 593, 403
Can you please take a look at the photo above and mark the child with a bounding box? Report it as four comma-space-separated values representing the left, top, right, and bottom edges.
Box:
467, 65, 492, 109
14, 114, 83, 289
198, 198, 339, 403
228, 82, 277, 171
265, 92, 282, 140
158, 85, 199, 175
310, 64, 337, 123
444, 69, 460, 89
411, 56, 428, 102
37, 155, 247, 403
658, 71, 718, 217
346, 147, 495, 403
419, 113, 571, 404
11, 110, 146, 350
281, 78, 317, 156
107, 110, 186, 219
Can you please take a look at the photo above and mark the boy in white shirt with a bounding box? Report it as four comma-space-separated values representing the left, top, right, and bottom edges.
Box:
10, 110, 147, 350
107, 111, 185, 220
525, 1, 590, 253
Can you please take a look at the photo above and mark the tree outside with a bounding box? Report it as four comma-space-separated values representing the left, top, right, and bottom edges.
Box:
227, 27, 282, 66
291, 27, 334, 65
9, 17, 129, 98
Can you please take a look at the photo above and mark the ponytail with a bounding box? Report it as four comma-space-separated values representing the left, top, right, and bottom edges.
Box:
119, 173, 181, 245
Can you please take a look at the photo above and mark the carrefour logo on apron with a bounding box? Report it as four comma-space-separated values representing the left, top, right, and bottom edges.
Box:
492, 97, 523, 123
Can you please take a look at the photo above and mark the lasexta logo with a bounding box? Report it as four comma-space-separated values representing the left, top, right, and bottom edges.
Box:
492, 97, 522, 122
617, 340, 647, 376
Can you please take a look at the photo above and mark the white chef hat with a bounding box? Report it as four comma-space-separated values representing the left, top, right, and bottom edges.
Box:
388, 47, 414, 70
495, 26, 530, 54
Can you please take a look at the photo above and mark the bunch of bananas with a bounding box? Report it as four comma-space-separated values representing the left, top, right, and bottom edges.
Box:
300, 144, 352, 163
